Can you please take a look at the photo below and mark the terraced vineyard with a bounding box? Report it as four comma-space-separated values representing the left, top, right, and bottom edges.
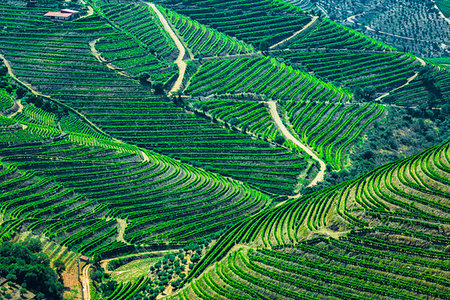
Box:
0, 0, 449, 299
287, 18, 393, 51
0, 107, 270, 250
160, 0, 312, 47
284, 100, 385, 168
186, 56, 350, 102
277, 51, 421, 94
98, 2, 178, 60
190, 98, 281, 141
163, 7, 255, 57
0, 8, 309, 195
183, 141, 450, 296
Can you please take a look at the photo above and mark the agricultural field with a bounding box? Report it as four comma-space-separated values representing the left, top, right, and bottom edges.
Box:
0, 0, 448, 299
288, 0, 450, 58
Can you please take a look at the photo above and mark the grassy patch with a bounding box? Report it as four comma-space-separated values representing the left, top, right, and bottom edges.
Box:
111, 257, 161, 283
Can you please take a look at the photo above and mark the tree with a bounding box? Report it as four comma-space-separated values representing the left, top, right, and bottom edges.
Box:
275, 135, 286, 145
53, 259, 65, 283
258, 40, 270, 51
138, 73, 150, 85
152, 81, 165, 95
0, 241, 63, 299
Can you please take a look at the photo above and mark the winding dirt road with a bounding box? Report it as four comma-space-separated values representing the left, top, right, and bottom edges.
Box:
1, 54, 42, 96
80, 264, 91, 300
147, 3, 187, 95
79, 0, 94, 20
1, 54, 112, 138
270, 16, 319, 50
375, 57, 426, 101
268, 101, 326, 188
89, 39, 131, 77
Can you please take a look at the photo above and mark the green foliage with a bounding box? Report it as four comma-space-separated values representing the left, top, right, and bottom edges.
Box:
0, 89, 13, 112
0, 241, 63, 299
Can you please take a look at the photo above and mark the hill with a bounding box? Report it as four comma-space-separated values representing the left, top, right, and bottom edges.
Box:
286, 0, 450, 58
181, 141, 450, 299
0, 0, 448, 299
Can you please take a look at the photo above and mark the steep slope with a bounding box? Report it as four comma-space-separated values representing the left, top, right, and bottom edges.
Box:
0, 96, 270, 254
0, 5, 310, 195
183, 141, 450, 298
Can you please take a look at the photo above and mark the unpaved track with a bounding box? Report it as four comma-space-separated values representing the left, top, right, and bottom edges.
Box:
80, 264, 91, 300
79, 0, 94, 19
147, 3, 187, 95
6, 100, 23, 118
270, 16, 319, 50
1, 54, 112, 138
375, 57, 426, 101
268, 101, 326, 188
1, 54, 42, 96
89, 39, 130, 77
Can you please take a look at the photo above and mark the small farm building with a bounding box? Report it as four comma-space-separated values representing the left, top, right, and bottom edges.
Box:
44, 9, 80, 21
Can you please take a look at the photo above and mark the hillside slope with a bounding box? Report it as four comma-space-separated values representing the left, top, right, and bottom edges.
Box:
180, 141, 450, 299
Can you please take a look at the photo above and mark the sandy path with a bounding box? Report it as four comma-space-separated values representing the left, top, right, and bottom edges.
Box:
364, 26, 429, 42
89, 39, 130, 77
1, 54, 112, 140
346, 13, 364, 24
270, 16, 319, 50
147, 3, 187, 95
80, 264, 91, 300
375, 57, 426, 101
268, 101, 326, 189
79, 0, 94, 19
1, 54, 42, 96
7, 100, 23, 119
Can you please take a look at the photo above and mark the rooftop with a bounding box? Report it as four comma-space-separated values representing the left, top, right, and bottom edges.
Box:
44, 11, 72, 17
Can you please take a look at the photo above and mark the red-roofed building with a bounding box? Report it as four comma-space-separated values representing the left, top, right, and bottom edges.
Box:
44, 9, 80, 21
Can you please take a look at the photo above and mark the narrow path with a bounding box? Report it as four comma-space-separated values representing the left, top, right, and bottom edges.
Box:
1, 54, 41, 96
89, 39, 130, 77
80, 264, 91, 300
1, 54, 112, 139
346, 13, 364, 24
147, 3, 187, 95
79, 0, 94, 20
375, 57, 426, 101
268, 101, 326, 189
364, 26, 429, 42
269, 16, 319, 50
6, 100, 23, 118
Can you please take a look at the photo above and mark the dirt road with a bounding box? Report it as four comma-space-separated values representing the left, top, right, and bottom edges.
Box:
0, 54, 43, 96
80, 264, 91, 300
268, 101, 326, 188
375, 57, 425, 101
270, 16, 319, 50
79, 0, 94, 19
147, 3, 187, 95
